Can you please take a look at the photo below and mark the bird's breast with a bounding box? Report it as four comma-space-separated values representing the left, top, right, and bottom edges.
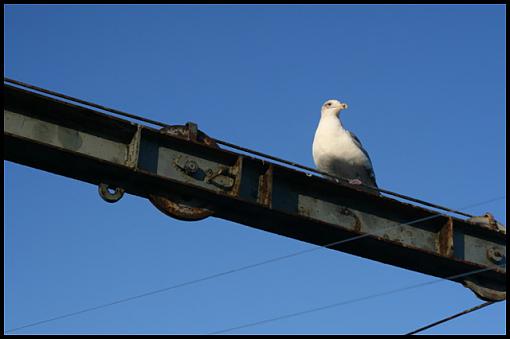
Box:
313, 129, 365, 165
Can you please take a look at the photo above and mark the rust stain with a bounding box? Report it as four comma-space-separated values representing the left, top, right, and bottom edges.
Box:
228, 156, 243, 197
159, 124, 218, 148
148, 124, 218, 220
341, 207, 362, 232
462, 278, 506, 302
148, 194, 214, 221
258, 164, 273, 208
186, 122, 198, 142
438, 217, 454, 257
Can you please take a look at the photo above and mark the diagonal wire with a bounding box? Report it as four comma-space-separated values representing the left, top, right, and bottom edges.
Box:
405, 301, 496, 335
3, 77, 477, 218
209, 266, 504, 334
5, 195, 505, 333
3, 77, 169, 128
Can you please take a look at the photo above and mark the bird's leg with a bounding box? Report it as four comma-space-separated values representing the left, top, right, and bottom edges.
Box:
348, 178, 363, 185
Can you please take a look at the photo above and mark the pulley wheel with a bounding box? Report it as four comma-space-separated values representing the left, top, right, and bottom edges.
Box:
148, 124, 218, 221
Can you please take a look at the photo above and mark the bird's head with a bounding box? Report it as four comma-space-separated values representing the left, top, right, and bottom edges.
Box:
321, 99, 348, 117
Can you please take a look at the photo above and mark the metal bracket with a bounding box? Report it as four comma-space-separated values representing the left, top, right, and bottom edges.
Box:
98, 183, 125, 203
174, 156, 235, 191
148, 123, 220, 221
463, 213, 506, 301
205, 166, 235, 190
467, 213, 506, 233
186, 122, 198, 142
487, 247, 505, 265
462, 278, 506, 302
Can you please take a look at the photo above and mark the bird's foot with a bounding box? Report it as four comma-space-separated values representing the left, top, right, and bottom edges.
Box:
348, 179, 363, 185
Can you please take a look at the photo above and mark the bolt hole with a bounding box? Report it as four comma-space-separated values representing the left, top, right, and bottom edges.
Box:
107, 187, 117, 195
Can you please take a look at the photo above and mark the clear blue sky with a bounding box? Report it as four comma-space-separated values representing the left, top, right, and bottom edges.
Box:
4, 4, 506, 335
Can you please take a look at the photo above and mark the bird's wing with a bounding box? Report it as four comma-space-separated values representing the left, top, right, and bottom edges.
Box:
347, 130, 378, 187
347, 130, 371, 160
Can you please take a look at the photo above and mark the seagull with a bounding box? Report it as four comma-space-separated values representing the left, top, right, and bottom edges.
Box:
312, 99, 379, 193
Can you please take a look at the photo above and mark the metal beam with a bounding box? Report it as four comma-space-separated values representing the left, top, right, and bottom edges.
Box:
3, 84, 506, 301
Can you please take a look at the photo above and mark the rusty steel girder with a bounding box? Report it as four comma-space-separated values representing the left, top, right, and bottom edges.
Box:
3, 84, 506, 301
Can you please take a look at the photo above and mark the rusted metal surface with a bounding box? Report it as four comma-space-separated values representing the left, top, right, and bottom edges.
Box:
159, 123, 218, 147
148, 193, 214, 221
345, 208, 363, 233
147, 124, 220, 221
126, 125, 142, 168
458, 213, 507, 300
486, 247, 505, 264
258, 165, 273, 207
437, 217, 454, 257
467, 213, 506, 233
462, 279, 506, 301
229, 157, 243, 197
4, 84, 506, 301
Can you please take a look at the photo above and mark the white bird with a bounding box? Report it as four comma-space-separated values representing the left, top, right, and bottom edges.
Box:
312, 99, 378, 192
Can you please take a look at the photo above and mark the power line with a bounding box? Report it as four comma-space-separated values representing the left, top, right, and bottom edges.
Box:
405, 301, 496, 335
3, 77, 476, 218
4, 77, 169, 128
5, 196, 504, 333
210, 267, 504, 334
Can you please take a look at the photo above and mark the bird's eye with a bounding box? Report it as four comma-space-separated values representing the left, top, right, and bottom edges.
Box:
326, 103, 332, 107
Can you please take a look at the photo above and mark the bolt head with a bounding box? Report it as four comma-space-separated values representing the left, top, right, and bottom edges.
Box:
185, 160, 198, 173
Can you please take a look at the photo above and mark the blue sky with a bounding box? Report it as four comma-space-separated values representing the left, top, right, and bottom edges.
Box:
4, 4, 506, 334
